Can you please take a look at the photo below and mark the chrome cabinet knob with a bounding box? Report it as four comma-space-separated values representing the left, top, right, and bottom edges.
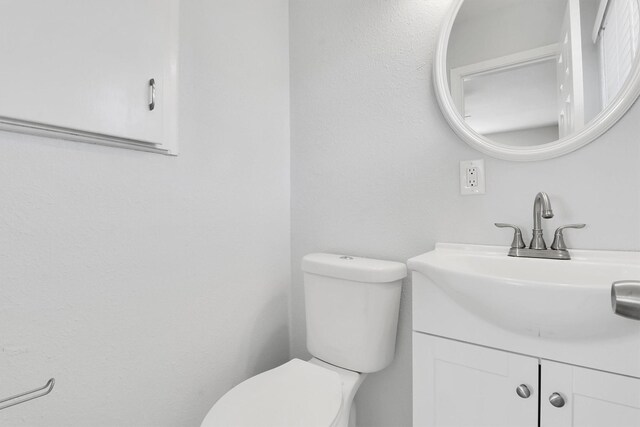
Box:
516, 384, 531, 399
549, 392, 566, 408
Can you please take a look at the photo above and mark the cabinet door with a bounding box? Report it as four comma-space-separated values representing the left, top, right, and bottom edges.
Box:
414, 333, 539, 427
541, 360, 640, 427
0, 0, 177, 146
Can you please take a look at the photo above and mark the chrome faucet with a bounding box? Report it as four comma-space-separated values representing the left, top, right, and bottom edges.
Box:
530, 192, 554, 250
495, 192, 585, 260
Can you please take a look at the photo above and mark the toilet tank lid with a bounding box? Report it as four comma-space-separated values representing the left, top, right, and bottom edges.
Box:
302, 253, 407, 283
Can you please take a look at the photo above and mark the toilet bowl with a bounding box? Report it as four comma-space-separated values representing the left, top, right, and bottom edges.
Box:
200, 358, 366, 427
200, 253, 406, 427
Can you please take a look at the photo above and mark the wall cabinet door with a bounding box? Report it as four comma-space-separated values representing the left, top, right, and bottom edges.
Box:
413, 333, 539, 427
0, 0, 178, 153
541, 360, 640, 427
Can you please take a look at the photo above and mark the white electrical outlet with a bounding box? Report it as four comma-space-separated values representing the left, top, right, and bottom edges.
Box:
460, 159, 485, 195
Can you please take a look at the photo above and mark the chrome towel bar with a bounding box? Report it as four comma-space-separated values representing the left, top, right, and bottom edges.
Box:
0, 378, 55, 411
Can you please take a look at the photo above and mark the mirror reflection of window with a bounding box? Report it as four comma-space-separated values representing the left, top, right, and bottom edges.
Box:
447, 0, 640, 146
595, 0, 640, 106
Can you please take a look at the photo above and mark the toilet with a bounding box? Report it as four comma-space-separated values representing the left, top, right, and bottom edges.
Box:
200, 253, 407, 427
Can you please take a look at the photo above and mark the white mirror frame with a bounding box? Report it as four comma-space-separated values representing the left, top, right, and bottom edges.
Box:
434, 0, 640, 161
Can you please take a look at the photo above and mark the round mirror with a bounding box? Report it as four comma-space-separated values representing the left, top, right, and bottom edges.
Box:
434, 0, 640, 160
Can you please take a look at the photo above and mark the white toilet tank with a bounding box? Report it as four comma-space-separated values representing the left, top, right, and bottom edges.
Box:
302, 253, 407, 373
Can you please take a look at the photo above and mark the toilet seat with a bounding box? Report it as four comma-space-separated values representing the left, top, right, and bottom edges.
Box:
201, 359, 343, 427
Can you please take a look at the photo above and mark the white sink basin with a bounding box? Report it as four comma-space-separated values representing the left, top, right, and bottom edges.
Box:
408, 243, 640, 338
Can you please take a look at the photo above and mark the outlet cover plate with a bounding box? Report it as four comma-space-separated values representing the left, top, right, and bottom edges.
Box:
460, 159, 486, 195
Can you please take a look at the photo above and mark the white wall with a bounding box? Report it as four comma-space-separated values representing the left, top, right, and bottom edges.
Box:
290, 1, 640, 427
0, 1, 290, 426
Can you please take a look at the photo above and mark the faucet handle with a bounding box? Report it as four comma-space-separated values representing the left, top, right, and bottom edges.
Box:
495, 223, 526, 249
551, 224, 586, 250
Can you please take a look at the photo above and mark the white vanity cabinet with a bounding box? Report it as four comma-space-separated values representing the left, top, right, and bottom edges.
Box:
413, 333, 640, 427
409, 245, 640, 427
0, 0, 179, 154
413, 334, 538, 427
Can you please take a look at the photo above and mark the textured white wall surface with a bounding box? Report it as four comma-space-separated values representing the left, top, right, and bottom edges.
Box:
290, 1, 640, 426
0, 0, 290, 425
1, 1, 639, 426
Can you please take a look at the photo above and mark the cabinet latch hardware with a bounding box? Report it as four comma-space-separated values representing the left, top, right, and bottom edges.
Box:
149, 78, 156, 111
